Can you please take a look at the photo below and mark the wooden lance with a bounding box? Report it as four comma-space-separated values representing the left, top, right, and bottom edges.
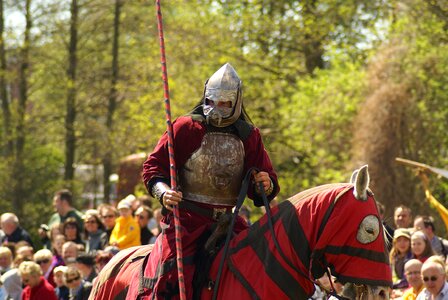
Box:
155, 1, 186, 299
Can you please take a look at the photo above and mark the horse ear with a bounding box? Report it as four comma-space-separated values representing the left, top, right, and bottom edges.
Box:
352, 165, 369, 201
349, 170, 359, 184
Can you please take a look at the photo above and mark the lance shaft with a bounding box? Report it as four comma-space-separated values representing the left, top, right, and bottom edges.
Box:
155, 1, 186, 299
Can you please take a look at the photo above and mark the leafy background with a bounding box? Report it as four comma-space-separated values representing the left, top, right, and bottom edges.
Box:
0, 0, 447, 245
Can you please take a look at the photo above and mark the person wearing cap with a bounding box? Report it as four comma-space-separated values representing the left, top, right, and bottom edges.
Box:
75, 253, 97, 283
109, 198, 140, 250
390, 228, 413, 289
135, 63, 279, 299
53, 265, 69, 300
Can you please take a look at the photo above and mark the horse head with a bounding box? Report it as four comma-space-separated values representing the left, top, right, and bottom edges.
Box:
217, 165, 391, 299
295, 165, 391, 299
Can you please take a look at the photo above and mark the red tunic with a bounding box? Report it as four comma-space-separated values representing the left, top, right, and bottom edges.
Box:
143, 116, 278, 206
128, 116, 279, 299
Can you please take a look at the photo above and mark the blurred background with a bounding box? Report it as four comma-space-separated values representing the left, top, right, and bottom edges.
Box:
0, 0, 447, 241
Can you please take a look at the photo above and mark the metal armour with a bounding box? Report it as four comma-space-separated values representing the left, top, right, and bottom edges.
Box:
203, 63, 242, 127
178, 132, 245, 206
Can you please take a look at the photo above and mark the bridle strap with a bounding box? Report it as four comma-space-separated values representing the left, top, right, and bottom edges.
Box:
325, 269, 350, 300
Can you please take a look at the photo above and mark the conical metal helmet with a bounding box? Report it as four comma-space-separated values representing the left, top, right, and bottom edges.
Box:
203, 63, 242, 127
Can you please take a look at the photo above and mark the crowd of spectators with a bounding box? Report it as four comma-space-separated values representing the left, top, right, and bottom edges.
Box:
308, 203, 448, 300
0, 189, 162, 300
387, 204, 448, 299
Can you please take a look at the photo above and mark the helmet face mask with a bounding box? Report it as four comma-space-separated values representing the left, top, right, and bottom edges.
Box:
203, 63, 242, 127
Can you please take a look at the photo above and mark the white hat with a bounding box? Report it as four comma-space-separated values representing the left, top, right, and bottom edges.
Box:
53, 265, 68, 274
123, 194, 136, 203
117, 199, 131, 210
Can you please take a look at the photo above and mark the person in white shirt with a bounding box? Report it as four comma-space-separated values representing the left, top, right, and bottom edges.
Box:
416, 260, 448, 300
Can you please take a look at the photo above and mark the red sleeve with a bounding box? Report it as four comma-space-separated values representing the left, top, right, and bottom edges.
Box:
21, 286, 30, 300
243, 127, 280, 205
142, 116, 205, 190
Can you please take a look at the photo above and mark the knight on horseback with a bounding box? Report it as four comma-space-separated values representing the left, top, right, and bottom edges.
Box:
132, 63, 280, 299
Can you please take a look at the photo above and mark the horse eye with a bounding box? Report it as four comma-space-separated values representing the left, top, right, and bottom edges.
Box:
357, 215, 380, 244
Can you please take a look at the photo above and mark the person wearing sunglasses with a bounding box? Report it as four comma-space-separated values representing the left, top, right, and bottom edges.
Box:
134, 205, 154, 245
34, 249, 59, 287
18, 261, 57, 300
63, 266, 92, 300
97, 204, 118, 241
82, 210, 108, 254
416, 259, 448, 299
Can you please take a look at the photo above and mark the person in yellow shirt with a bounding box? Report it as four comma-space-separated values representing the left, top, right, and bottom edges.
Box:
401, 259, 424, 300
109, 198, 141, 250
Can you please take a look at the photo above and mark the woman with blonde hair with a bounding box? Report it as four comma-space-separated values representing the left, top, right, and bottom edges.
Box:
34, 248, 60, 287
390, 228, 413, 289
19, 261, 57, 300
0, 246, 12, 275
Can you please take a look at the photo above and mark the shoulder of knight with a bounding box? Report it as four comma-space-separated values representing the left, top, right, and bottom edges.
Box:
233, 119, 254, 141
174, 115, 205, 132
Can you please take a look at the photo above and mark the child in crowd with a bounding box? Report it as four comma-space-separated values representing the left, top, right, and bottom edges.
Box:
53, 265, 69, 300
109, 198, 140, 250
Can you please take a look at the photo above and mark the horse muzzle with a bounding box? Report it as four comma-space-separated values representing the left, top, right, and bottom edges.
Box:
340, 283, 390, 300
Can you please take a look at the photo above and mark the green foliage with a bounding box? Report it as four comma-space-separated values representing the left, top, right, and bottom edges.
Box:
0, 0, 447, 239
0, 142, 64, 245
275, 57, 367, 197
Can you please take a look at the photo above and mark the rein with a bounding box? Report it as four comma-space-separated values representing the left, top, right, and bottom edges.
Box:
212, 167, 256, 300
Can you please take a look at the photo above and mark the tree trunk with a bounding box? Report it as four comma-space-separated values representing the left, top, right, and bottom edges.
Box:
12, 0, 32, 216
65, 0, 78, 182
302, 0, 324, 75
103, 0, 122, 202
0, 0, 12, 156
